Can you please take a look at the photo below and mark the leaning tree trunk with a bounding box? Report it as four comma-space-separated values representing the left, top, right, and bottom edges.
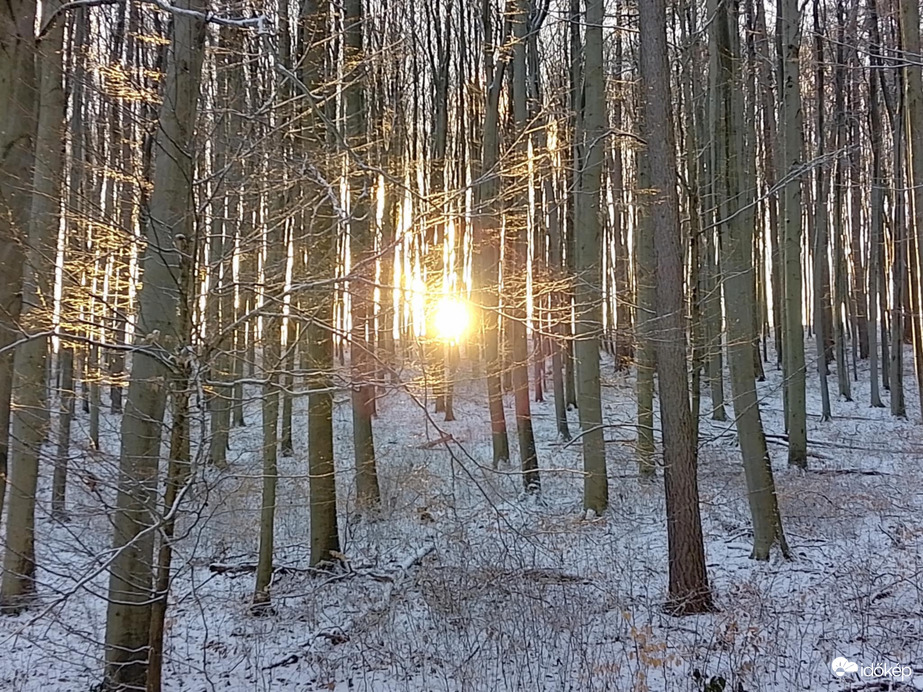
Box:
103, 2, 206, 685
639, 0, 714, 614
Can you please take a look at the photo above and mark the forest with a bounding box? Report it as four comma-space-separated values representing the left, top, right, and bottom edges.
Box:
1, 0, 923, 689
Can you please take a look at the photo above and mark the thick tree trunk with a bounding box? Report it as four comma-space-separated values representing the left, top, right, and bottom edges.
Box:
0, 6, 65, 610
103, 2, 206, 684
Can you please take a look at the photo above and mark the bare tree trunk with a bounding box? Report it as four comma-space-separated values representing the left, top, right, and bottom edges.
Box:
575, 0, 607, 513
812, 0, 832, 420
477, 0, 510, 467
52, 347, 75, 519
547, 172, 571, 442
300, 0, 341, 567
345, 0, 380, 507
832, 5, 852, 401
0, 5, 65, 609
635, 155, 656, 479
0, 0, 36, 534
868, 0, 886, 408
712, 0, 790, 560
900, 0, 923, 419
103, 1, 206, 683
253, 294, 280, 613
510, 0, 539, 493
639, 0, 714, 614
891, 71, 907, 418
778, 0, 808, 467
147, 369, 191, 692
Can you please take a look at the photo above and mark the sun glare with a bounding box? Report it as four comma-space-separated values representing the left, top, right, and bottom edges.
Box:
433, 296, 470, 343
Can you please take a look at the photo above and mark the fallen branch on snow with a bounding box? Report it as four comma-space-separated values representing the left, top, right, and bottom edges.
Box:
262, 544, 435, 671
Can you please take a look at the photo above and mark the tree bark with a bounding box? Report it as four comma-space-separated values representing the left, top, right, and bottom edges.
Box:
778, 0, 808, 467
301, 0, 342, 567
0, 0, 36, 535
711, 0, 790, 560
639, 0, 714, 614
575, 0, 607, 513
510, 0, 539, 493
0, 3, 65, 610
103, 1, 206, 683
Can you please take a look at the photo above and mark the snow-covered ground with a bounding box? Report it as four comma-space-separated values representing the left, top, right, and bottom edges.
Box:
2, 343, 923, 691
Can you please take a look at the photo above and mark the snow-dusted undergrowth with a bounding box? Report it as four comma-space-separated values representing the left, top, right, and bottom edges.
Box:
1, 345, 922, 691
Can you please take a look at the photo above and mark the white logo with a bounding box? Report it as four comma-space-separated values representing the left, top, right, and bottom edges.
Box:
831, 657, 859, 677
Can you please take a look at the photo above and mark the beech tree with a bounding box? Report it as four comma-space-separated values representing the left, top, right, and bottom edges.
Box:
639, 0, 714, 614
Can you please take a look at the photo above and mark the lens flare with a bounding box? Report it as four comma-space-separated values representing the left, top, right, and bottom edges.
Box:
433, 296, 469, 343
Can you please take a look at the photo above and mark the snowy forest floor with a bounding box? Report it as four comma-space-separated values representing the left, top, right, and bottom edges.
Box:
2, 342, 923, 691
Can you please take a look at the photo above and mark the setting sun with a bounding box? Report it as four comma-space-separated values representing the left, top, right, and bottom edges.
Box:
433, 296, 470, 343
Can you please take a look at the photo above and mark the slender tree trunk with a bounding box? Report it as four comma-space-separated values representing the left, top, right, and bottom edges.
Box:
712, 0, 790, 560
253, 298, 280, 613
147, 370, 191, 692
546, 173, 571, 441
345, 0, 380, 507
812, 0, 832, 420
639, 0, 714, 614
900, 0, 923, 419
832, 7, 852, 401
510, 0, 539, 493
575, 0, 607, 513
0, 0, 37, 534
635, 155, 656, 479
477, 0, 510, 467
52, 347, 75, 519
778, 0, 808, 467
891, 77, 907, 418
299, 0, 341, 567
868, 0, 886, 408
